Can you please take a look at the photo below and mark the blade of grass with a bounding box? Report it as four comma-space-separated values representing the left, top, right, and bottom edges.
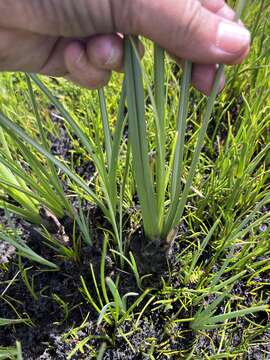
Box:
132, 42, 167, 230
98, 88, 112, 167
0, 230, 58, 269
16, 342, 23, 360
0, 201, 38, 221
154, 45, 166, 227
0, 318, 27, 326
171, 60, 192, 199
162, 64, 224, 237
163, 60, 192, 237
192, 305, 268, 330
124, 36, 159, 239
108, 79, 127, 210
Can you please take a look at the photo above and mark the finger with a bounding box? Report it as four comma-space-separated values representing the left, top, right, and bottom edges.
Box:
1, 0, 250, 66
170, 53, 225, 95
203, 1, 244, 26
166, 0, 241, 95
215, 3, 236, 21
64, 41, 111, 89
0, 27, 59, 73
191, 63, 225, 95
86, 34, 124, 72
39, 37, 72, 77
131, 0, 250, 65
86, 34, 144, 73
39, 34, 125, 77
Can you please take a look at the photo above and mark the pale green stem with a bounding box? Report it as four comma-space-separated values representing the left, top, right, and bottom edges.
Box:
154, 45, 166, 228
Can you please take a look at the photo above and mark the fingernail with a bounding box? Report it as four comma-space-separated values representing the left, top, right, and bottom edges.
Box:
217, 21, 250, 54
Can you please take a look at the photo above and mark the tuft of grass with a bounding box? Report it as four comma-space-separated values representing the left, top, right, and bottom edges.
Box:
0, 76, 74, 225
123, 0, 248, 262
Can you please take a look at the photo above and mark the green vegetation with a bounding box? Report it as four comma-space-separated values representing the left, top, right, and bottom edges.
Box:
0, 0, 269, 358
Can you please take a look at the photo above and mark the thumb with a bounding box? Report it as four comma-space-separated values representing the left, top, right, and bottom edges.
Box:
130, 0, 250, 64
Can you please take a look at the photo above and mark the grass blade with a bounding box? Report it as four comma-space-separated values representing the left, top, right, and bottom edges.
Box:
163, 64, 224, 237
0, 230, 58, 269
124, 36, 159, 239
171, 60, 192, 199
98, 89, 112, 167
154, 45, 166, 226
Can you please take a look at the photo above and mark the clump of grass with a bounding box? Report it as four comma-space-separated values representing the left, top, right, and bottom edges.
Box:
0, 73, 129, 254
80, 234, 150, 327
0, 0, 250, 274
0, 76, 73, 225
123, 0, 248, 272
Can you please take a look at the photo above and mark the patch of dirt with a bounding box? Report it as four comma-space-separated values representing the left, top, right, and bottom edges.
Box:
0, 212, 107, 359
1, 211, 270, 359
0, 240, 15, 264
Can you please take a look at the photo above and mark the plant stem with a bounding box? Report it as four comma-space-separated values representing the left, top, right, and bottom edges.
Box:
154, 45, 166, 228
125, 36, 159, 240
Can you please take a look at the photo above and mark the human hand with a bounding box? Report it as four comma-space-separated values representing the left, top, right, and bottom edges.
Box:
0, 0, 250, 94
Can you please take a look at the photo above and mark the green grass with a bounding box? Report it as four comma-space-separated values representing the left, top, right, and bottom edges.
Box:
0, 0, 269, 358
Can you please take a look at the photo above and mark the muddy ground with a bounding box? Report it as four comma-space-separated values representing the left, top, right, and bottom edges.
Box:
1, 207, 269, 359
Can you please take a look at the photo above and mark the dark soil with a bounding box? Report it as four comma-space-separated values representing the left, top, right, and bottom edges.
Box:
1, 210, 269, 359
0, 216, 139, 358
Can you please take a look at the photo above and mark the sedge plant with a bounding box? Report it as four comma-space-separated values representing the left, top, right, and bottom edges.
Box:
123, 0, 248, 272
0, 76, 73, 225
0, 74, 128, 255
0, 0, 248, 272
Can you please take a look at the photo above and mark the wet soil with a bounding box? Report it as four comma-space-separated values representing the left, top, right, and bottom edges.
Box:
1, 210, 269, 359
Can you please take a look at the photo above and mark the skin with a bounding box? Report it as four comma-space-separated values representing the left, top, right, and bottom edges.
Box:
0, 0, 250, 94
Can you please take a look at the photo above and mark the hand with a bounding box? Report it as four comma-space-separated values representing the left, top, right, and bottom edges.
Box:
0, 0, 250, 94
